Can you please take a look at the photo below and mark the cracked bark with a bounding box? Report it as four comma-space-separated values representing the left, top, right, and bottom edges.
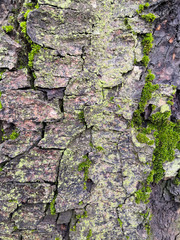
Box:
0, 0, 180, 239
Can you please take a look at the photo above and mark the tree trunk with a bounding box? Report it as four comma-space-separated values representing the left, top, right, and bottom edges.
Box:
0, 0, 180, 239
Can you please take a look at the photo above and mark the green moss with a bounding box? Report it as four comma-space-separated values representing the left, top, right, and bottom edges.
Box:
0, 91, 2, 110
96, 146, 104, 151
78, 110, 85, 123
146, 170, 155, 185
135, 185, 151, 204
20, 7, 41, 69
79, 201, 83, 205
13, 226, 18, 231
132, 70, 158, 126
134, 58, 137, 65
24, 9, 31, 20
118, 218, 123, 228
2, 128, 19, 141
50, 197, 56, 215
142, 33, 154, 55
173, 170, 180, 186
151, 104, 156, 111
0, 70, 5, 80
28, 44, 41, 68
78, 155, 92, 190
140, 209, 152, 236
110, 96, 114, 102
136, 133, 154, 145
89, 142, 94, 148
86, 229, 92, 240
35, 3, 39, 9
150, 113, 180, 183
2, 25, 14, 33
136, 3, 150, 14
124, 18, 132, 30
135, 113, 180, 203
76, 210, 88, 220
25, 3, 33, 8
70, 225, 76, 231
20, 21, 27, 35
141, 13, 157, 22
9, 130, 19, 140
141, 55, 150, 67
167, 100, 174, 105
117, 104, 121, 109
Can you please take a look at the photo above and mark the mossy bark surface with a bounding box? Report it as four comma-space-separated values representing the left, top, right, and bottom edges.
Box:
0, 0, 180, 239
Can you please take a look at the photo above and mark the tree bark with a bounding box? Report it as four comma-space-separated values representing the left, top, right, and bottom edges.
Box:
0, 0, 179, 239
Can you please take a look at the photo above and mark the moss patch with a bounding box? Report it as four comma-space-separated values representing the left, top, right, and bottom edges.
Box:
78, 155, 92, 190
2, 25, 14, 33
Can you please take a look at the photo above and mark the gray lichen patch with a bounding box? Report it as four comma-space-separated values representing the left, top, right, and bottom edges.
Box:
38, 118, 86, 149
0, 147, 62, 183
27, 5, 94, 55
0, 30, 21, 69
34, 48, 83, 88
0, 90, 62, 122
0, 69, 30, 91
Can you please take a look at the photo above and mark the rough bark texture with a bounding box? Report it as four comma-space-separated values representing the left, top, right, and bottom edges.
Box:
0, 0, 180, 239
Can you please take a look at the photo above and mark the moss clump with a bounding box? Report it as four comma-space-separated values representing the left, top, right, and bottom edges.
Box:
0, 91, 2, 110
110, 96, 114, 102
136, 133, 154, 145
135, 185, 151, 204
135, 112, 180, 203
173, 170, 180, 186
78, 110, 85, 123
20, 7, 41, 69
140, 209, 152, 235
132, 70, 158, 126
150, 112, 180, 182
141, 55, 150, 67
24, 9, 31, 20
2, 129, 19, 141
79, 201, 83, 205
86, 229, 92, 240
50, 197, 56, 215
2, 25, 14, 33
167, 100, 174, 105
20, 21, 27, 36
28, 44, 41, 68
76, 210, 88, 220
142, 33, 154, 55
141, 13, 157, 22
136, 3, 150, 14
9, 130, 19, 140
13, 226, 18, 231
96, 146, 104, 151
118, 218, 123, 228
124, 18, 132, 30
78, 155, 92, 190
0, 70, 5, 80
